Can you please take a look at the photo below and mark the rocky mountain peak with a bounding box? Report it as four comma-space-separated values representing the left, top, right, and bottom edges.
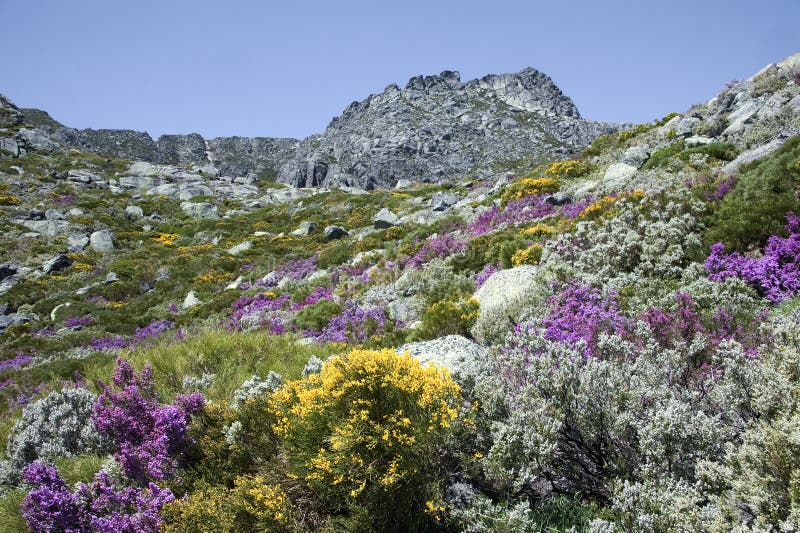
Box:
278, 67, 617, 189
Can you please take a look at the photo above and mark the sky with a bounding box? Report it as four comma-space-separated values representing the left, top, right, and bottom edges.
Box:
1, 0, 798, 140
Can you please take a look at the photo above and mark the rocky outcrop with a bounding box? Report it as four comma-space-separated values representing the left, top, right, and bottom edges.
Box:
277, 68, 619, 189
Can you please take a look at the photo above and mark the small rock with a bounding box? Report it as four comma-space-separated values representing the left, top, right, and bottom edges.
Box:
291, 221, 316, 237
674, 116, 700, 137
225, 276, 244, 290
374, 207, 400, 229
42, 254, 72, 275
545, 193, 572, 206
125, 205, 144, 219
50, 302, 72, 321
28, 209, 45, 220
685, 135, 713, 147
68, 208, 84, 217
90, 230, 115, 252
0, 302, 14, 315
68, 233, 90, 251
227, 241, 253, 255
324, 225, 349, 240
183, 291, 201, 309
44, 209, 65, 221
394, 179, 413, 189
0, 262, 17, 281
105, 272, 119, 283
430, 191, 459, 211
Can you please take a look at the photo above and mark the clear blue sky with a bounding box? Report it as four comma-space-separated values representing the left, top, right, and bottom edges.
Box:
1, 0, 797, 139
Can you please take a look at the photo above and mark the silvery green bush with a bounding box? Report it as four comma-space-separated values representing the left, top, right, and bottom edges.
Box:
4, 388, 108, 483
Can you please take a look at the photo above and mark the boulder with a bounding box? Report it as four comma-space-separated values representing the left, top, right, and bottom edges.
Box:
125, 205, 144, 219
603, 163, 637, 188
471, 265, 542, 341
227, 241, 253, 255
180, 201, 218, 219
324, 225, 349, 240
394, 179, 413, 189
398, 335, 490, 386
374, 207, 400, 228
42, 254, 72, 275
545, 193, 572, 206
67, 233, 90, 251
0, 262, 17, 281
430, 191, 459, 211
89, 230, 115, 252
621, 146, 650, 168
44, 209, 65, 221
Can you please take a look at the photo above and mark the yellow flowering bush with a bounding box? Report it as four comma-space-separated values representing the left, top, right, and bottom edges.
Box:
511, 243, 543, 266
73, 263, 93, 272
0, 195, 22, 206
544, 159, 591, 181
522, 223, 553, 238
270, 348, 463, 528
579, 190, 645, 221
153, 233, 179, 245
194, 270, 228, 285
500, 177, 560, 204
177, 243, 213, 255
161, 475, 294, 532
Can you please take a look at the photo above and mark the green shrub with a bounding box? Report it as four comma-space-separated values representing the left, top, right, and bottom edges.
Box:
294, 300, 342, 331
410, 298, 480, 341
706, 135, 800, 250
317, 242, 352, 269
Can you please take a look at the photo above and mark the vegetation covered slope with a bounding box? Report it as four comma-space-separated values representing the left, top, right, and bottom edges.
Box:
0, 54, 799, 531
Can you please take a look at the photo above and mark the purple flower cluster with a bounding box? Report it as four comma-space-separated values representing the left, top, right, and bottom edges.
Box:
89, 320, 174, 352
705, 212, 800, 302
64, 316, 95, 328
643, 291, 765, 357
406, 234, 468, 269
228, 293, 291, 330
21, 462, 173, 533
265, 255, 318, 286
474, 263, 501, 289
309, 303, 388, 343
467, 196, 556, 236
0, 353, 34, 373
542, 280, 630, 358
92, 358, 204, 483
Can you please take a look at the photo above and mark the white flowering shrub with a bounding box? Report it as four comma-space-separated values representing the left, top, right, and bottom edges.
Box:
5, 388, 108, 482
232, 372, 283, 407
301, 355, 324, 377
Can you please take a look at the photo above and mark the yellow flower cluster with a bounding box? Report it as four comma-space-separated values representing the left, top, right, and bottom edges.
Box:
177, 243, 214, 255
579, 189, 645, 220
544, 159, 591, 180
501, 177, 560, 204
73, 263, 93, 272
511, 243, 544, 266
195, 270, 228, 284
162, 475, 293, 532
522, 223, 553, 238
0, 195, 22, 206
153, 233, 179, 245
270, 348, 462, 506
383, 226, 403, 240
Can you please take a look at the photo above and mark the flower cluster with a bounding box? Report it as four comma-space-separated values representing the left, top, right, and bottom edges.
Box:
64, 316, 95, 328
467, 195, 556, 236
21, 462, 174, 533
474, 263, 501, 289
406, 234, 468, 269
228, 292, 291, 330
541, 280, 630, 358
309, 303, 389, 343
0, 352, 34, 373
92, 358, 204, 483
705, 212, 800, 302
89, 319, 174, 352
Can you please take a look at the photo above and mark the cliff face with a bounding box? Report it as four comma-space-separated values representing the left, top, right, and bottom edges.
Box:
277, 68, 619, 189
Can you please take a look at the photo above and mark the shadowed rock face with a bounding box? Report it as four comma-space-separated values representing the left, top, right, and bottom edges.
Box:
277, 68, 620, 189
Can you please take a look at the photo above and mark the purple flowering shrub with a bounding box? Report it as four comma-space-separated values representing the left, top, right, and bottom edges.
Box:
64, 316, 95, 328
467, 195, 556, 236
406, 234, 468, 269
705, 212, 800, 302
474, 263, 501, 289
228, 293, 291, 331
21, 462, 174, 533
92, 358, 204, 483
89, 319, 174, 352
541, 280, 630, 358
308, 303, 389, 343
264, 255, 318, 286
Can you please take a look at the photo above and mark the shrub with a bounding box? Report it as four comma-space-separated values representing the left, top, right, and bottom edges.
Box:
500, 177, 560, 205
544, 159, 592, 181
270, 348, 463, 529
92, 358, 205, 483
294, 299, 342, 331
706, 135, 800, 251
6, 388, 108, 476
161, 475, 294, 532
410, 298, 480, 341
21, 462, 174, 533
511, 244, 543, 267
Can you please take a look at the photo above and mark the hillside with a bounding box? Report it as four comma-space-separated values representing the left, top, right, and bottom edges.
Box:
0, 52, 799, 531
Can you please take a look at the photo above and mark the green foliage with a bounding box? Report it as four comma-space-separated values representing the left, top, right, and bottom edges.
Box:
410, 298, 480, 342
317, 242, 352, 269
294, 300, 342, 331
642, 140, 738, 170
706, 135, 800, 250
